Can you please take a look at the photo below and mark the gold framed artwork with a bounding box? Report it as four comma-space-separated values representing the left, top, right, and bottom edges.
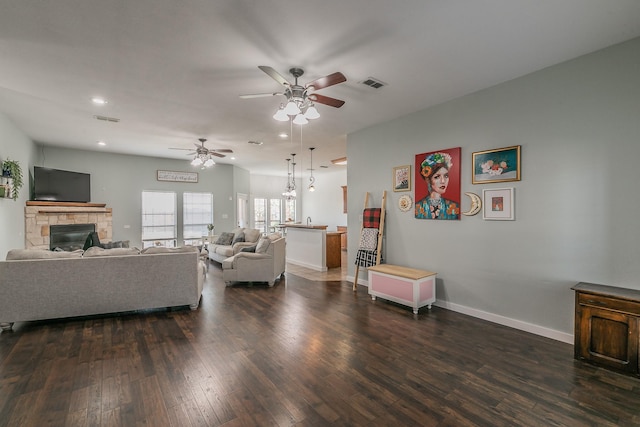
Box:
472, 145, 521, 184
393, 165, 411, 192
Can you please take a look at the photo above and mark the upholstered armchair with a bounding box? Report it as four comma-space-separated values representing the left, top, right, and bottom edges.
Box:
222, 234, 285, 287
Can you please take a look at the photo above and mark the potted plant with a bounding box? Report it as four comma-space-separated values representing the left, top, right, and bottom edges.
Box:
1, 158, 23, 201
207, 223, 215, 236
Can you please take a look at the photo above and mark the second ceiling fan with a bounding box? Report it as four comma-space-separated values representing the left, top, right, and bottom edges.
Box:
240, 66, 347, 122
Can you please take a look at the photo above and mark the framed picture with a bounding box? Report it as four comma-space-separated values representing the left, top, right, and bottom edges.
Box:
157, 170, 199, 183
482, 188, 514, 220
393, 165, 411, 192
472, 145, 521, 184
414, 147, 461, 220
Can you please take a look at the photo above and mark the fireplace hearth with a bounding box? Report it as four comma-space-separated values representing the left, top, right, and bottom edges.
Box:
50, 224, 96, 251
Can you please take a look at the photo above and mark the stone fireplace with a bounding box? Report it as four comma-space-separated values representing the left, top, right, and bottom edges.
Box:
25, 202, 112, 250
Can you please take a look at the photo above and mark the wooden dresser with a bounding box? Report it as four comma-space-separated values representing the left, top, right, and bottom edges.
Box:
572, 282, 640, 377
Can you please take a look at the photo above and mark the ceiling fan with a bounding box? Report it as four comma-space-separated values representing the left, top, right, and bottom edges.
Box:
170, 138, 233, 158
240, 66, 347, 114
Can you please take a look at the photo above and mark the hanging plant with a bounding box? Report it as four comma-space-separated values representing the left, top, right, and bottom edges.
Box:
1, 158, 23, 201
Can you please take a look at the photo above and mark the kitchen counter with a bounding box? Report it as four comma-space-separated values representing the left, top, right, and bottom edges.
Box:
280, 224, 328, 230
284, 225, 329, 271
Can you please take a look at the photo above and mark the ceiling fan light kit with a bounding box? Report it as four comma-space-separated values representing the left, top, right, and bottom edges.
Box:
170, 138, 233, 168
241, 66, 346, 125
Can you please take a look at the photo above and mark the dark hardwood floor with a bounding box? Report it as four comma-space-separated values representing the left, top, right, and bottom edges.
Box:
1, 265, 639, 426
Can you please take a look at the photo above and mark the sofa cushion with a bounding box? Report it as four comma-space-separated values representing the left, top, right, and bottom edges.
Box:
255, 238, 270, 253
222, 256, 235, 269
243, 228, 261, 243
141, 246, 199, 254
83, 247, 140, 257
240, 245, 256, 253
214, 245, 234, 257
215, 232, 234, 246
232, 231, 245, 245
6, 249, 84, 260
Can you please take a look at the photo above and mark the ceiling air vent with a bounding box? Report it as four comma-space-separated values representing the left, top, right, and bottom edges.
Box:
248, 140, 263, 145
360, 77, 386, 89
93, 115, 120, 123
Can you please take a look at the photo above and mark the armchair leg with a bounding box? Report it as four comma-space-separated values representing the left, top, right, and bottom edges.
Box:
1, 322, 14, 332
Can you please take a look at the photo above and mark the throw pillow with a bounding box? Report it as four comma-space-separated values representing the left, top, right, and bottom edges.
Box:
102, 241, 121, 249
215, 232, 234, 246
232, 231, 245, 245
243, 228, 261, 243
83, 247, 140, 257
255, 238, 270, 253
240, 245, 256, 253
6, 249, 84, 260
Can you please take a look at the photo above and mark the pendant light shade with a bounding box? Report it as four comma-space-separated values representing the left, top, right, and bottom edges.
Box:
284, 100, 301, 115
304, 104, 320, 120
273, 106, 289, 121
293, 114, 308, 125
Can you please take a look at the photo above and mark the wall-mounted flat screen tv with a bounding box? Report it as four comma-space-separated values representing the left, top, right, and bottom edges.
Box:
33, 167, 91, 203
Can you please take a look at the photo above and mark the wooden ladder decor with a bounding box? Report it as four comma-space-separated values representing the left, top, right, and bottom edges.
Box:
353, 190, 387, 292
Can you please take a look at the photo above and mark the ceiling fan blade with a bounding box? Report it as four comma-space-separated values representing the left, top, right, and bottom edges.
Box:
210, 152, 226, 158
212, 149, 233, 153
308, 93, 345, 108
258, 66, 291, 87
306, 72, 346, 91
239, 92, 282, 99
169, 147, 194, 151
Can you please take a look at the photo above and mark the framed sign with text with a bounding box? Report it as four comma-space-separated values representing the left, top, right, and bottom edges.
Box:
156, 170, 199, 183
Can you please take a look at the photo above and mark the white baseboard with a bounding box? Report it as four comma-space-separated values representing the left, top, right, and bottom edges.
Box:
346, 275, 573, 344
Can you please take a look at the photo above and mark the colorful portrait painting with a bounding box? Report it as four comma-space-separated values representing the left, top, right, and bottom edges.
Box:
414, 147, 461, 220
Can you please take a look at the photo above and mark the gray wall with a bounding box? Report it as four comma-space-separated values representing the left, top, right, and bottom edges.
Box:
35, 146, 249, 247
347, 37, 640, 340
0, 114, 38, 258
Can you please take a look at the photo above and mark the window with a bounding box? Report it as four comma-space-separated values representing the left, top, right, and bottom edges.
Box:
254, 198, 267, 232
142, 191, 176, 248
183, 192, 213, 245
269, 199, 282, 232
285, 199, 296, 223
253, 197, 291, 233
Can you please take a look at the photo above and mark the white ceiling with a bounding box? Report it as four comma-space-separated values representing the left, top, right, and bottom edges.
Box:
1, 1, 639, 176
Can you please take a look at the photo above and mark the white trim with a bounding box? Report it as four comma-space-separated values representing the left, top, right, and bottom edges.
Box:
348, 274, 573, 344
433, 300, 573, 344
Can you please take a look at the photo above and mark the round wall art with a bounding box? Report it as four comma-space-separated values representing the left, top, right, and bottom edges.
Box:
398, 195, 413, 212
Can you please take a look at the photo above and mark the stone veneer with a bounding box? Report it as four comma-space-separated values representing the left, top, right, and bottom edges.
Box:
25, 202, 113, 250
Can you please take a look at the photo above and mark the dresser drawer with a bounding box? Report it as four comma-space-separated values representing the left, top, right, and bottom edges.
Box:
578, 293, 640, 316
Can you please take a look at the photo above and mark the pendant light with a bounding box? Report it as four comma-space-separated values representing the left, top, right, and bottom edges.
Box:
308, 147, 316, 192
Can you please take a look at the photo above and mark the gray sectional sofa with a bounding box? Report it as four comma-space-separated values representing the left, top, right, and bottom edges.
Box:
0, 246, 205, 331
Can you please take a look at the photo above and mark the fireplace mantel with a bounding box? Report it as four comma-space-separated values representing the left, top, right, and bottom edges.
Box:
26, 201, 107, 207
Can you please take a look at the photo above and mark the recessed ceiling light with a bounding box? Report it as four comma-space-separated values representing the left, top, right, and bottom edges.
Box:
279, 133, 288, 138
91, 97, 108, 105
97, 141, 106, 146
230, 156, 236, 160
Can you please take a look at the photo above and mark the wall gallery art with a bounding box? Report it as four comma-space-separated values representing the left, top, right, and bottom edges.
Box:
472, 145, 521, 184
482, 188, 514, 220
414, 147, 461, 220
393, 165, 411, 192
